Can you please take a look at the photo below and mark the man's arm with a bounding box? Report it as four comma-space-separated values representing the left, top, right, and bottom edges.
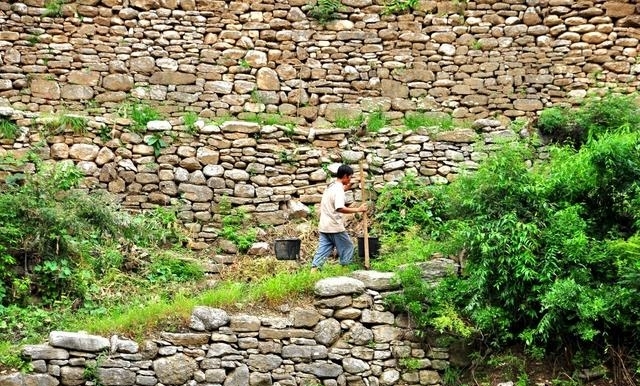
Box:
337, 204, 367, 214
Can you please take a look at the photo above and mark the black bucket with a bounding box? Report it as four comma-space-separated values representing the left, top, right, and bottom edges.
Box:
357, 236, 380, 259
274, 238, 301, 260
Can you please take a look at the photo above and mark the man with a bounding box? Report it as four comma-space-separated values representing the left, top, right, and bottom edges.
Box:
310, 164, 367, 271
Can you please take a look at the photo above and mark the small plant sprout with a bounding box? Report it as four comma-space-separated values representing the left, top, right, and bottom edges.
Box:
145, 133, 168, 156
182, 111, 199, 134
308, 0, 343, 24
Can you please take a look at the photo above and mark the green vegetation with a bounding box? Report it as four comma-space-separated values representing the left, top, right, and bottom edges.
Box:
41, 113, 88, 135
375, 93, 640, 383
218, 198, 257, 253
335, 113, 364, 129
144, 133, 168, 156
365, 109, 387, 132
118, 99, 163, 133
243, 112, 294, 127
398, 357, 422, 371
403, 112, 456, 131
0, 119, 20, 140
308, 0, 343, 24
27, 34, 40, 46
182, 111, 199, 134
43, 0, 65, 17
536, 92, 640, 148
382, 0, 418, 15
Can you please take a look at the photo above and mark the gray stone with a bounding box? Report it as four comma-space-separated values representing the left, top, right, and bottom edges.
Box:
22, 345, 69, 360
189, 307, 229, 331
314, 318, 341, 346
152, 354, 197, 385
49, 332, 109, 352
349, 271, 397, 291
314, 277, 366, 297
223, 365, 249, 386
97, 368, 136, 386
246, 354, 283, 372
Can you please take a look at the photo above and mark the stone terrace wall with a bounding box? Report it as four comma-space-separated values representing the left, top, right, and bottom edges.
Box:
0, 0, 639, 125
0, 105, 526, 247
0, 268, 459, 386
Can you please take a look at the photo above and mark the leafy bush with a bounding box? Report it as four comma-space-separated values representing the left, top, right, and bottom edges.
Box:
536, 92, 640, 147
381, 125, 640, 367
0, 155, 186, 307
373, 174, 443, 235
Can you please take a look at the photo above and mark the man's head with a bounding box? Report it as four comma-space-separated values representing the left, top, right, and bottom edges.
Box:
336, 164, 354, 188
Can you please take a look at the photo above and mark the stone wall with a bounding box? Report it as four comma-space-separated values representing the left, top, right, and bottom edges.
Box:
0, 105, 526, 246
0, 0, 638, 125
0, 267, 459, 386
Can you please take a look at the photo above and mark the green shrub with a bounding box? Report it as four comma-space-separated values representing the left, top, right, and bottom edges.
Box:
536, 92, 640, 147
0, 155, 187, 307
374, 173, 443, 235
382, 129, 640, 361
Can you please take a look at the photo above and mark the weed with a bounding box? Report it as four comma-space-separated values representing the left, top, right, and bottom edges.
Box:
470, 39, 483, 50
218, 198, 257, 253
399, 357, 422, 371
83, 355, 104, 386
43, 0, 65, 17
58, 114, 88, 134
335, 113, 364, 129
146, 256, 204, 284
118, 99, 163, 133
40, 113, 88, 135
403, 112, 454, 131
144, 133, 168, 156
238, 58, 250, 69
244, 113, 291, 126
98, 126, 112, 142
366, 109, 387, 132
278, 150, 298, 165
182, 111, 198, 134
383, 0, 418, 15
442, 367, 463, 386
250, 89, 265, 104
0, 119, 20, 140
308, 0, 343, 24
27, 34, 40, 46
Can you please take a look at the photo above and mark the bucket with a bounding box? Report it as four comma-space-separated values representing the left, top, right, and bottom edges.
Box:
357, 236, 380, 259
274, 238, 301, 260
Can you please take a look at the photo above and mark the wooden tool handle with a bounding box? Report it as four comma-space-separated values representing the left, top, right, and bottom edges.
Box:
359, 160, 370, 269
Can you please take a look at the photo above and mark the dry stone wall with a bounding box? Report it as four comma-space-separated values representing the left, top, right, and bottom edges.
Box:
0, 267, 459, 386
0, 104, 526, 247
0, 0, 639, 124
